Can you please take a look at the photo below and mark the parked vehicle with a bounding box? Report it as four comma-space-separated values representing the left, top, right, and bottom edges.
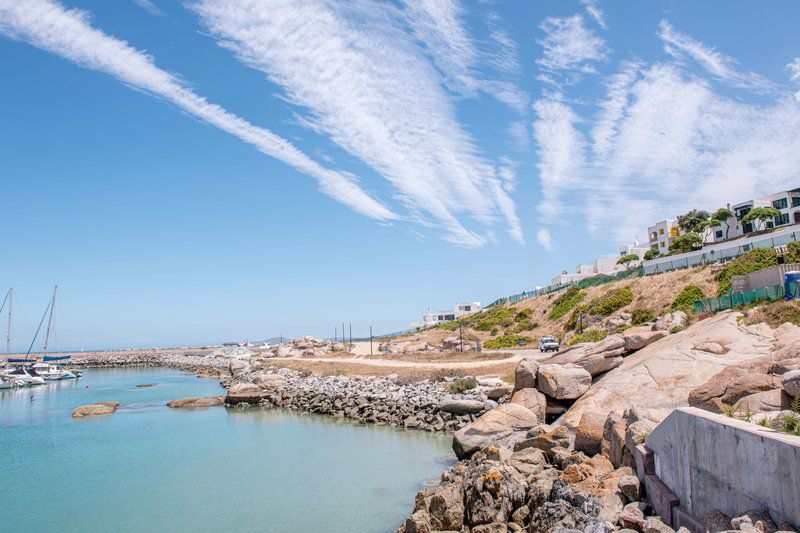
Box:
539, 336, 560, 352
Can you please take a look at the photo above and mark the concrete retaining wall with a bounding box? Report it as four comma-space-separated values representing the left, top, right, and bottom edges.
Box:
644, 407, 800, 529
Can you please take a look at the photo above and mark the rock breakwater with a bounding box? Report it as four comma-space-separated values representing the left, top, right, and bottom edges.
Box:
226, 368, 497, 433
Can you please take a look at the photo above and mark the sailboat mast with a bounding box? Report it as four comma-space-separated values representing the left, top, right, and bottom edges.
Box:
7, 288, 12, 354
43, 285, 57, 354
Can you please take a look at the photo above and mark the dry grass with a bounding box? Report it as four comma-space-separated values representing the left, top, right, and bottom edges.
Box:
384, 265, 719, 348
744, 300, 800, 328
267, 359, 516, 383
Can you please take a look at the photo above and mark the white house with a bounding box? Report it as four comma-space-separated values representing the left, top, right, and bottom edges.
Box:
718, 188, 800, 242
648, 219, 683, 252
412, 302, 482, 329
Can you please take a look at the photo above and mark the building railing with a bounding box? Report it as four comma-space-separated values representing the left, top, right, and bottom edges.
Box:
643, 227, 800, 275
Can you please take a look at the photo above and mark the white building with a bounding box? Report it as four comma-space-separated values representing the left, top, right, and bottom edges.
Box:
720, 188, 800, 241
412, 302, 482, 329
619, 240, 651, 261
648, 219, 683, 252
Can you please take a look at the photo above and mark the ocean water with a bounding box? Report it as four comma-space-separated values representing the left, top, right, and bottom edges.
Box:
0, 368, 455, 532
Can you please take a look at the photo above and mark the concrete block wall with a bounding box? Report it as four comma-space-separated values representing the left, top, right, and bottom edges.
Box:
644, 407, 800, 529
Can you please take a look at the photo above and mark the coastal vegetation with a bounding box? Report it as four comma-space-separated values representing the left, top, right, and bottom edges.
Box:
567, 328, 607, 346
670, 284, 705, 311
631, 308, 655, 325
548, 286, 584, 321
715, 244, 800, 295
484, 334, 534, 349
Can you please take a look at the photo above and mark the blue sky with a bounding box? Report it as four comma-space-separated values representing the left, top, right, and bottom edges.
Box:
1, 0, 799, 350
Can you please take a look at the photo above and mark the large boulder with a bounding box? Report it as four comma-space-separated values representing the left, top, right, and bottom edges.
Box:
546, 336, 627, 377
167, 396, 224, 409
560, 311, 785, 430
782, 370, 800, 397
452, 404, 540, 459
253, 373, 286, 390
225, 382, 263, 404
623, 330, 668, 351
736, 388, 790, 413
537, 364, 592, 400
509, 388, 546, 422
652, 311, 687, 332
440, 399, 486, 415
72, 401, 122, 418
574, 411, 605, 456
688, 361, 778, 412
513, 425, 571, 455
513, 359, 539, 392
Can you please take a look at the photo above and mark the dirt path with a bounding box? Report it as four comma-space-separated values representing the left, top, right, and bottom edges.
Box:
269, 354, 525, 369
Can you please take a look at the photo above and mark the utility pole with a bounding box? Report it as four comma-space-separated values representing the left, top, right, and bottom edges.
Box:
334, 327, 337, 342
459, 323, 463, 352
369, 326, 373, 356
349, 323, 352, 348
342, 322, 345, 347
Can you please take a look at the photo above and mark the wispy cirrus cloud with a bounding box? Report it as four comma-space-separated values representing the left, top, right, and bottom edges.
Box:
536, 14, 608, 84
788, 57, 800, 101
532, 29, 800, 243
0, 0, 396, 222
400, 0, 528, 113
131, 0, 163, 17
191, 0, 523, 247
580, 0, 606, 30
658, 20, 778, 94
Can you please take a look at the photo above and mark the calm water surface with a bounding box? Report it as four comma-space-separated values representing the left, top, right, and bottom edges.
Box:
0, 368, 455, 532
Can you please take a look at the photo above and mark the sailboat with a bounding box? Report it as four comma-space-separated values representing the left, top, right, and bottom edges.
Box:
30, 286, 79, 380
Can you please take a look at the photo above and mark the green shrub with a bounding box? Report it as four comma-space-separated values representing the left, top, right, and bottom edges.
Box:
484, 334, 534, 349
564, 304, 589, 332
567, 328, 607, 346
715, 248, 779, 296
515, 309, 532, 320
670, 325, 686, 334
588, 288, 634, 316
450, 377, 478, 393
474, 308, 516, 330
671, 285, 705, 311
549, 286, 585, 321
631, 308, 655, 325
490, 327, 499, 336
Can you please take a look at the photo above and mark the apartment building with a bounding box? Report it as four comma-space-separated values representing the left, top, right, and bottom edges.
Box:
719, 188, 800, 241
648, 219, 683, 252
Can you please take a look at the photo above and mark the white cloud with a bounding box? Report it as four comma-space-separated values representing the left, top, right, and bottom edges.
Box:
191, 0, 523, 247
401, 0, 528, 113
0, 0, 396, 221
532, 96, 586, 220
131, 0, 163, 16
536, 61, 800, 243
788, 58, 800, 82
580, 0, 606, 29
536, 14, 607, 82
787, 58, 800, 101
658, 20, 778, 94
536, 229, 554, 251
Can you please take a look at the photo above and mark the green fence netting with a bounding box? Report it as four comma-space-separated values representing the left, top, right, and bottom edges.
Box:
693, 283, 798, 313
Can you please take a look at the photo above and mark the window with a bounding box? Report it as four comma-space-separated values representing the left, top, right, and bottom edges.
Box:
736, 207, 751, 221
659, 228, 664, 235
774, 198, 789, 210
649, 232, 657, 241
793, 196, 800, 208
659, 242, 665, 248
766, 221, 774, 229
775, 213, 790, 226
715, 230, 723, 239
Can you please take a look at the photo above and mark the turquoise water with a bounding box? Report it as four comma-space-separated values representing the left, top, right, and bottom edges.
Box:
0, 368, 455, 532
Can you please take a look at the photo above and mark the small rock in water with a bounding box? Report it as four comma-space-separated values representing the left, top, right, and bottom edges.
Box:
72, 401, 122, 418
136, 383, 156, 388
